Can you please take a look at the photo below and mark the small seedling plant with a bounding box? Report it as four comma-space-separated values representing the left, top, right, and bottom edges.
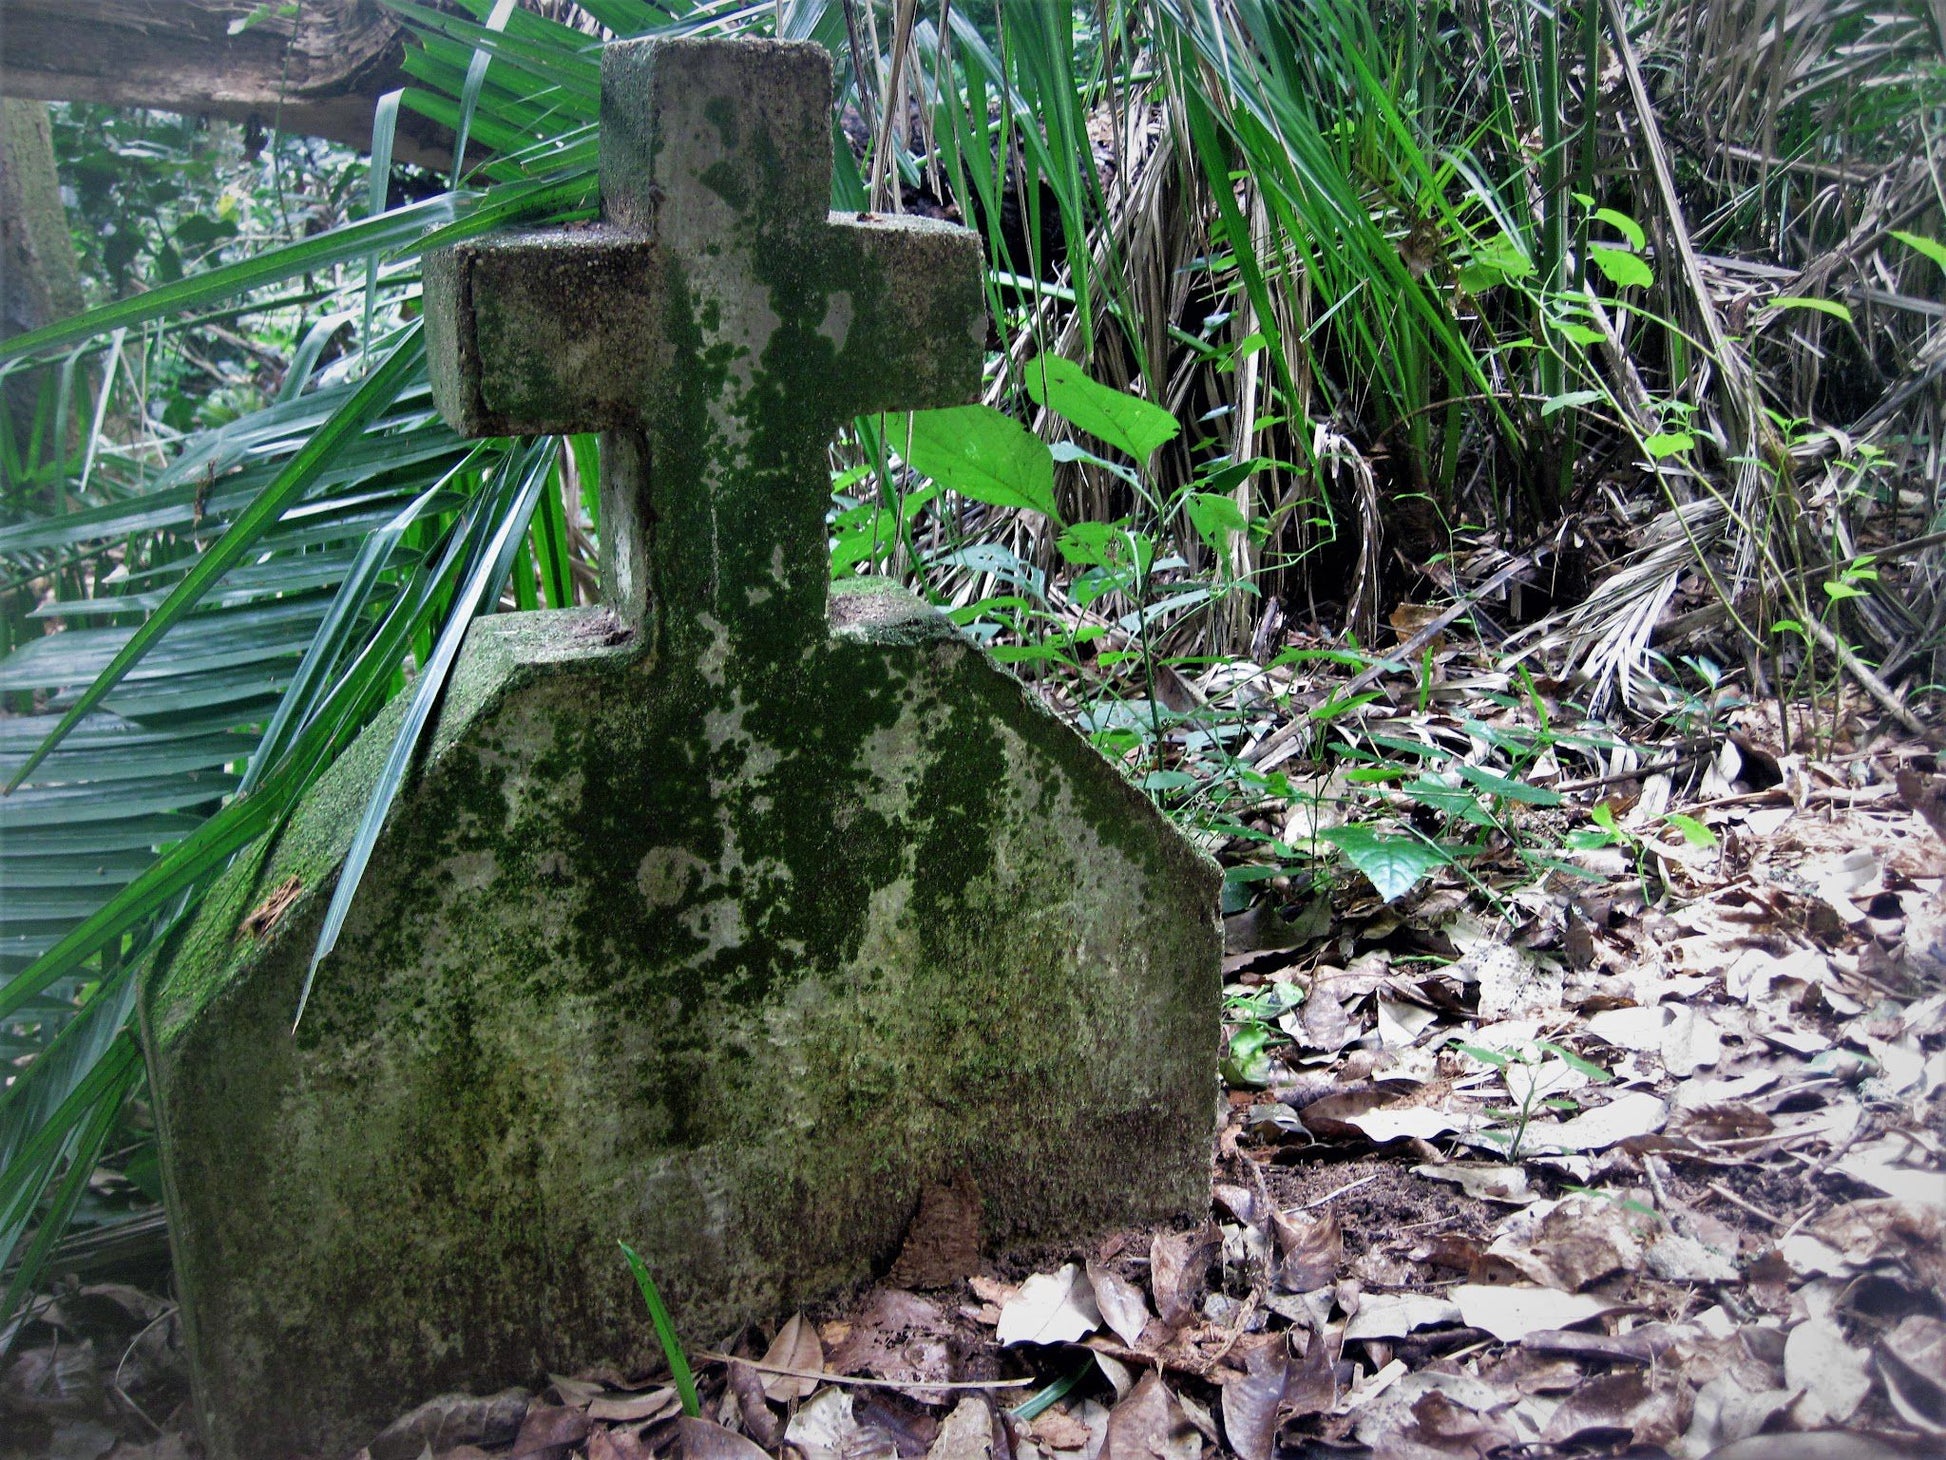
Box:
1452, 1038, 1612, 1161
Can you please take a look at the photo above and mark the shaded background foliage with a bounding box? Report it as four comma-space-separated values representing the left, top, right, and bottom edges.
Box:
0, 0, 1940, 1317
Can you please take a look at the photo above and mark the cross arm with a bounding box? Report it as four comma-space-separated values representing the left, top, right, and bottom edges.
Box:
425, 227, 669, 438
821, 213, 985, 420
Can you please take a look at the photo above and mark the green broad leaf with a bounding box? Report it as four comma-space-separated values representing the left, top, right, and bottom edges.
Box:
1891, 231, 1946, 271
1588, 245, 1653, 291
1453, 1041, 1510, 1069
1823, 581, 1866, 602
903, 405, 1058, 520
1662, 812, 1718, 849
1141, 769, 1200, 793
1548, 319, 1606, 346
1458, 235, 1535, 294
1310, 690, 1384, 721
1317, 824, 1450, 903
1763, 296, 1852, 323
1184, 491, 1248, 549
1541, 389, 1604, 418
1457, 765, 1562, 805
1536, 1041, 1613, 1083
1055, 519, 1121, 566
1221, 1021, 1274, 1088
1023, 355, 1179, 464
1404, 776, 1494, 825
1593, 208, 1646, 250
1642, 431, 1695, 459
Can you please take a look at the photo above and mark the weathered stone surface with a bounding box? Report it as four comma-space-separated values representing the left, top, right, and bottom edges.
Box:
142, 35, 1218, 1460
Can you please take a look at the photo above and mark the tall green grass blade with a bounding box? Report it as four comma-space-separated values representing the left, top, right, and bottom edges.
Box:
293, 437, 553, 1027
364, 89, 407, 371
4, 325, 428, 791
618, 1241, 700, 1417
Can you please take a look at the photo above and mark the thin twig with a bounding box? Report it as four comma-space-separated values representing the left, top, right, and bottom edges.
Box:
1706, 1180, 1785, 1227
696, 1353, 1032, 1391
1799, 611, 1932, 740
1298, 1172, 1380, 1210
1551, 746, 1713, 795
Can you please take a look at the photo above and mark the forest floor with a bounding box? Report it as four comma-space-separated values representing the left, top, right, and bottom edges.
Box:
5, 681, 1945, 1460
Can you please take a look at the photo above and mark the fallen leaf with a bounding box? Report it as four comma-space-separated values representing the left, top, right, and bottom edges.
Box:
1092, 1349, 1135, 1399
827, 1289, 961, 1394
890, 1171, 983, 1290
1341, 1293, 1462, 1341
1784, 1318, 1872, 1425
509, 1404, 591, 1460
1683, 1371, 1794, 1456
369, 1389, 530, 1460
786, 1389, 903, 1460
1341, 1103, 1474, 1144
1219, 1336, 1288, 1460
1525, 1091, 1667, 1152
1085, 1262, 1151, 1348
761, 1314, 823, 1402
680, 1416, 774, 1460
1465, 941, 1563, 1019
1270, 1207, 1342, 1292
1697, 1435, 1913, 1460
1099, 1372, 1200, 1460
1645, 1230, 1740, 1283
1022, 1407, 1094, 1452
922, 1397, 992, 1460
587, 1427, 658, 1460
1878, 1315, 1946, 1435
587, 1389, 681, 1424
1282, 1331, 1336, 1419
45, 1421, 116, 1460
1587, 1004, 1675, 1051
1497, 1193, 1650, 1291
997, 1265, 1101, 1346
1413, 1163, 1532, 1204
1150, 1227, 1219, 1329
1333, 1359, 1406, 1414
726, 1362, 782, 1449
1451, 1284, 1619, 1341
1661, 1004, 1723, 1075
1541, 1369, 1686, 1445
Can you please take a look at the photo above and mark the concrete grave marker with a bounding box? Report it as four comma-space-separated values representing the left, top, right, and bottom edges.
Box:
143, 35, 1218, 1460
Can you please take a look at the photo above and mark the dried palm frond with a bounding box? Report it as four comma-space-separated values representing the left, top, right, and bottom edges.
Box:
1514, 497, 1729, 712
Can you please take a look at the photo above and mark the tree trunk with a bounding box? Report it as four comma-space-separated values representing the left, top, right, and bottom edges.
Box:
0, 96, 84, 447
0, 0, 456, 168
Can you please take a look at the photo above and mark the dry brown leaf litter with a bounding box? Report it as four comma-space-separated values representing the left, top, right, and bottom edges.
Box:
4, 711, 1944, 1460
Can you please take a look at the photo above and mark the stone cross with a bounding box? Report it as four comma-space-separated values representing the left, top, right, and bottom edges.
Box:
426, 35, 982, 675
142, 36, 1218, 1460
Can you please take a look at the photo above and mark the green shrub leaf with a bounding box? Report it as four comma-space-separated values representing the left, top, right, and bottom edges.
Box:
1317, 824, 1450, 902
1593, 207, 1646, 250
1763, 296, 1853, 323
903, 405, 1059, 520
1024, 355, 1179, 464
1891, 231, 1946, 271
1588, 245, 1653, 291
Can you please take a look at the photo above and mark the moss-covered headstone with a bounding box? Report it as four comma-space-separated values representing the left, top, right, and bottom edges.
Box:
143, 35, 1218, 1460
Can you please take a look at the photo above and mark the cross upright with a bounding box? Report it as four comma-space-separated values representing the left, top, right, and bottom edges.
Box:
425, 35, 983, 677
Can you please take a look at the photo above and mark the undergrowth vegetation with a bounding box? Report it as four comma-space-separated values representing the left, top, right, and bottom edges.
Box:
0, 0, 1940, 1318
